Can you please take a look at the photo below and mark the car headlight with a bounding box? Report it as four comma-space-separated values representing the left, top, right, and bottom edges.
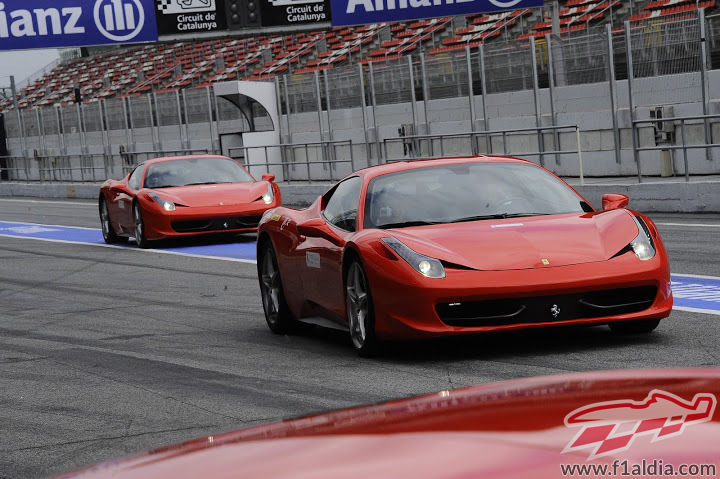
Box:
149, 193, 176, 212
630, 216, 655, 261
262, 184, 274, 205
382, 237, 445, 279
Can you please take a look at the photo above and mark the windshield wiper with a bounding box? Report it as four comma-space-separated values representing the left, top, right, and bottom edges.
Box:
449, 213, 551, 223
378, 220, 440, 229
182, 181, 223, 186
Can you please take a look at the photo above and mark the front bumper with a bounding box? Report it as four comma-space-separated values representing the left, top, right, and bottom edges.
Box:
363, 251, 672, 340
141, 201, 279, 240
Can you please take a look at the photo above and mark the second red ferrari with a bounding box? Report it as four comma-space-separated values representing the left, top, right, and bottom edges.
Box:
99, 155, 281, 248
257, 156, 672, 355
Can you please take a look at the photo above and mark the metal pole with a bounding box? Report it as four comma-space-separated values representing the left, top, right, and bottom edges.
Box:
35, 107, 46, 155
77, 102, 87, 154
175, 90, 184, 150
314, 70, 326, 166
124, 97, 134, 153
479, 44, 490, 154
100, 100, 110, 178
408, 55, 418, 147
530, 37, 545, 166
358, 63, 371, 166
699, 8, 711, 161
625, 21, 642, 182
606, 24, 621, 164
56, 105, 65, 155
545, 34, 559, 165
152, 92, 162, 151
420, 52, 432, 156
10, 76, 27, 155
323, 70, 334, 168
680, 119, 689, 182
465, 46, 476, 153
205, 86, 214, 153
369, 61, 381, 163
577, 126, 584, 186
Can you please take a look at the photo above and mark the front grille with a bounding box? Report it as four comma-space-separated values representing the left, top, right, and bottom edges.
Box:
436, 286, 658, 327
171, 215, 262, 233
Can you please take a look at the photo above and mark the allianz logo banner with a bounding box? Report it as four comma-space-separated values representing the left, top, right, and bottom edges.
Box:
0, 0, 158, 51
329, 0, 542, 26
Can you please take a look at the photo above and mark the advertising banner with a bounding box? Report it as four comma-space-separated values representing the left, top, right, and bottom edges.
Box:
329, 0, 542, 26
260, 0, 330, 27
155, 0, 227, 35
0, 0, 158, 51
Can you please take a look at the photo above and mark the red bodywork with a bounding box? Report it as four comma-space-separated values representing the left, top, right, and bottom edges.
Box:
258, 156, 671, 339
99, 155, 281, 241
56, 369, 720, 478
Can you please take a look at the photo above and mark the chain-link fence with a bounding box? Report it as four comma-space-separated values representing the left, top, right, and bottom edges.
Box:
630, 17, 701, 78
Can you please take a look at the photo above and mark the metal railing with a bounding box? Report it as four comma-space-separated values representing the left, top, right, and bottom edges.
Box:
229, 139, 356, 183
633, 113, 720, 182
0, 149, 210, 183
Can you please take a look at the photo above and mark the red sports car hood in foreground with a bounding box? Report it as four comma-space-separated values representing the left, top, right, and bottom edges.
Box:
148, 182, 270, 208
58, 369, 719, 479
388, 209, 639, 270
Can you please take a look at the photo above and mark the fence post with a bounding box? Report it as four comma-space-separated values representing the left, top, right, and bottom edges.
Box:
358, 63, 371, 166
9, 76, 27, 156
699, 8, 711, 161
369, 61, 382, 163
323, 69, 334, 165
606, 24, 621, 164
35, 107, 46, 156
205, 86, 215, 154
420, 52, 432, 155
274, 76, 289, 180
624, 20, 642, 183
465, 45, 476, 154
530, 37, 545, 166
152, 92, 162, 151
545, 34, 559, 165
314, 70, 327, 167
408, 55, 418, 155
577, 126, 584, 186
175, 90, 185, 150
479, 44, 491, 154
56, 105, 65, 155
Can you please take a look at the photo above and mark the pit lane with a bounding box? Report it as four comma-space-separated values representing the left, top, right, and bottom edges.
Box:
0, 197, 718, 478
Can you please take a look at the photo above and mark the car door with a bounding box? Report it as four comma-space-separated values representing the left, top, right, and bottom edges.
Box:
298, 176, 362, 318
109, 164, 144, 231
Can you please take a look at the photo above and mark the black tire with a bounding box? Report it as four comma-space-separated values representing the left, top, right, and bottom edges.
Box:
133, 202, 151, 249
99, 197, 127, 244
257, 241, 295, 334
609, 318, 661, 334
345, 259, 379, 357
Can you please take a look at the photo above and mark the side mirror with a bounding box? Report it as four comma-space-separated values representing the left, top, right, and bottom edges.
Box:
602, 193, 629, 211
262, 173, 275, 182
297, 218, 344, 246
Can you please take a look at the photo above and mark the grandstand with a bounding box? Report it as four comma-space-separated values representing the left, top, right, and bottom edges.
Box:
1, 0, 718, 111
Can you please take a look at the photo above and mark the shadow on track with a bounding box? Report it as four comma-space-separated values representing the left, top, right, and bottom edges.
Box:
281, 321, 667, 363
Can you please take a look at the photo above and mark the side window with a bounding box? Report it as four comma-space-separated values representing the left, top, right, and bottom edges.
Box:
128, 165, 145, 190
322, 177, 362, 232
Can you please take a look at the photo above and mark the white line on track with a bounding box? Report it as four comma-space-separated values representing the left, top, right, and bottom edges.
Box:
673, 306, 720, 316
0, 233, 258, 264
0, 198, 95, 206
672, 273, 720, 280
0, 219, 99, 230
655, 222, 720, 228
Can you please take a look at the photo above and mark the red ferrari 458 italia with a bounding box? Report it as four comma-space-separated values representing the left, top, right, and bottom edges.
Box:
55, 369, 719, 478
256, 156, 672, 355
99, 155, 281, 248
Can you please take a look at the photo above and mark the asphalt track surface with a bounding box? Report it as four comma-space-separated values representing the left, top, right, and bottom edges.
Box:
0, 197, 719, 478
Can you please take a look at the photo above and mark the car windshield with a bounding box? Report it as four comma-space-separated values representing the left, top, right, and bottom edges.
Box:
143, 157, 254, 188
364, 162, 588, 229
